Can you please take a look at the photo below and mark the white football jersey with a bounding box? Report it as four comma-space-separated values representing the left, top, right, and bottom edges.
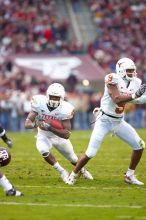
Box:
101, 73, 141, 117
31, 95, 74, 136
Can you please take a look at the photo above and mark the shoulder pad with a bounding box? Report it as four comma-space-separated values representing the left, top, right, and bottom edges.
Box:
31, 95, 46, 112
105, 73, 118, 85
60, 101, 75, 120
133, 77, 142, 86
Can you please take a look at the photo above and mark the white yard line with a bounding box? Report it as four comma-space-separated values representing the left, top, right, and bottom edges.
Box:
102, 187, 146, 190
0, 202, 145, 209
15, 185, 145, 190
117, 216, 146, 219
16, 185, 97, 189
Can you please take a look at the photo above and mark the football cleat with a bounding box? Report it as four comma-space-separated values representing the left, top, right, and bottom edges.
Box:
124, 174, 144, 185
66, 171, 78, 185
80, 168, 93, 180
6, 187, 24, 196
60, 170, 69, 183
5, 139, 13, 148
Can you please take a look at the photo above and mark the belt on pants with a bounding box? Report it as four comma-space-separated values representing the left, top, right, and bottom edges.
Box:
102, 111, 123, 119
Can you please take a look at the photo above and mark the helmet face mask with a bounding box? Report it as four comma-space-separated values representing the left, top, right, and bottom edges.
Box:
46, 83, 65, 108
116, 58, 137, 81
48, 95, 61, 108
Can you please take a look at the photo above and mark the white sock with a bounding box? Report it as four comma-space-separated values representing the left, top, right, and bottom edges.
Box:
71, 171, 78, 177
0, 175, 13, 192
53, 162, 65, 174
80, 168, 85, 173
126, 168, 135, 177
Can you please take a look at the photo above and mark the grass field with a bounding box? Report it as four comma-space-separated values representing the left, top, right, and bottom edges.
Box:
0, 129, 146, 220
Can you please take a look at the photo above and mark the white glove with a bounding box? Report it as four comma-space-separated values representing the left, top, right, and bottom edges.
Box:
39, 121, 51, 131
132, 84, 146, 99
93, 107, 101, 117
33, 115, 43, 128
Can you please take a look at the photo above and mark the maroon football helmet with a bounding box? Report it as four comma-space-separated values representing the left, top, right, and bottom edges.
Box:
0, 147, 11, 167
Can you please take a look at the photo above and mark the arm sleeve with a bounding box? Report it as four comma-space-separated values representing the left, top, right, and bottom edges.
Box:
60, 103, 75, 120
63, 107, 75, 120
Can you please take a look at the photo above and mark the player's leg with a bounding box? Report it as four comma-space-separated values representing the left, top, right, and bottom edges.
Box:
54, 139, 78, 164
0, 126, 12, 148
54, 139, 93, 180
67, 116, 110, 184
115, 120, 145, 185
0, 172, 23, 196
36, 134, 68, 182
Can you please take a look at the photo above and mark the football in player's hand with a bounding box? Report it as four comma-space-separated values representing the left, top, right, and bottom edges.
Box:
0, 147, 11, 167
49, 118, 64, 129
39, 118, 64, 130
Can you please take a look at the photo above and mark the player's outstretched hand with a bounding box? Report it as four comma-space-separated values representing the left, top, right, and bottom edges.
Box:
134, 84, 146, 98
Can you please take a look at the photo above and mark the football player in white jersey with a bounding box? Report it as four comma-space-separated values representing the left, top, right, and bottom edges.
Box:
25, 83, 93, 183
67, 57, 146, 185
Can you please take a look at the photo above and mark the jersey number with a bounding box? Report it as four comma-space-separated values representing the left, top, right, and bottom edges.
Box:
115, 103, 125, 114
107, 74, 113, 83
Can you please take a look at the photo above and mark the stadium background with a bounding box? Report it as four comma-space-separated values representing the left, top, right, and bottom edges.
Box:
0, 1, 146, 220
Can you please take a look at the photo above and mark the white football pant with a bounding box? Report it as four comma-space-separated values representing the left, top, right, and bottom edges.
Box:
36, 133, 78, 163
86, 114, 145, 158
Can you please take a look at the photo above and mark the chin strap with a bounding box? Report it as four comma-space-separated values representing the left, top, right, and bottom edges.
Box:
47, 104, 56, 112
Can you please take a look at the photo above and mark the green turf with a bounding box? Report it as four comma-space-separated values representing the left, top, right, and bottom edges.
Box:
0, 129, 146, 220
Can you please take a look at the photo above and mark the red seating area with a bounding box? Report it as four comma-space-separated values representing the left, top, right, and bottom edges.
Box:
0, 0, 71, 54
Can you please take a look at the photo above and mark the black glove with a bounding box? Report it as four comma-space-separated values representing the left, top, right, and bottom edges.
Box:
134, 84, 146, 98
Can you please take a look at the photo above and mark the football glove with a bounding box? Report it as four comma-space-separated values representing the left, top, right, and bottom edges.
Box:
39, 121, 51, 131
33, 115, 43, 128
133, 84, 146, 99
93, 107, 101, 116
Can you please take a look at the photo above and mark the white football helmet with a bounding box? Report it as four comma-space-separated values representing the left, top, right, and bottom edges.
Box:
116, 57, 137, 81
46, 83, 65, 108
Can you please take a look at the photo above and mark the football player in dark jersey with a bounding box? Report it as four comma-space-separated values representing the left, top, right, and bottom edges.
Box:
0, 147, 23, 196
0, 125, 13, 148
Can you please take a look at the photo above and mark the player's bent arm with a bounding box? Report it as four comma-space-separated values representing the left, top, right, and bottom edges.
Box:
108, 84, 133, 104
25, 111, 38, 129
50, 119, 71, 139
130, 95, 146, 104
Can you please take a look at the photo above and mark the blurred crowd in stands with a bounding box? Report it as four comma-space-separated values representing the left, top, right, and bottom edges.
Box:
0, 0, 84, 55
87, 0, 146, 80
0, 0, 146, 130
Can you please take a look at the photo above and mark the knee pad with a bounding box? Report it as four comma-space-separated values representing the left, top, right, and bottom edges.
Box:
85, 140, 101, 158
85, 148, 97, 158
70, 156, 78, 164
68, 154, 78, 164
42, 152, 50, 158
139, 139, 145, 149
